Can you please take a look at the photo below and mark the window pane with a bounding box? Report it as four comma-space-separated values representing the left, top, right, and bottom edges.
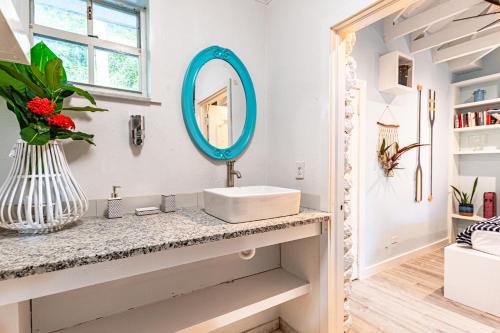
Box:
34, 0, 87, 35
94, 48, 140, 91
34, 35, 89, 84
93, 3, 139, 47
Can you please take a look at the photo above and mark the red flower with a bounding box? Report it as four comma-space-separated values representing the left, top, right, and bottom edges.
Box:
47, 114, 75, 130
27, 97, 56, 115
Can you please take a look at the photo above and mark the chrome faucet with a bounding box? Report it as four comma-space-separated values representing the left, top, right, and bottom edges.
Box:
226, 160, 242, 187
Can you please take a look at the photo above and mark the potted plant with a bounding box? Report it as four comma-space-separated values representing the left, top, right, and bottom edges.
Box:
451, 177, 479, 217
378, 139, 425, 177
0, 42, 107, 233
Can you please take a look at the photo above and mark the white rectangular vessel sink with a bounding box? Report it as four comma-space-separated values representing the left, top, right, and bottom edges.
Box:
204, 186, 301, 223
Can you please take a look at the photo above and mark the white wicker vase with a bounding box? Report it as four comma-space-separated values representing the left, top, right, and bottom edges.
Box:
0, 140, 88, 233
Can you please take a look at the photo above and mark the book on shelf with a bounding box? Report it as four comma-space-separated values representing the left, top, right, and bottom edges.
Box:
454, 108, 499, 128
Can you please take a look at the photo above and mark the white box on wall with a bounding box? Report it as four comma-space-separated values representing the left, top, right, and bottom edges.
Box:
378, 51, 414, 95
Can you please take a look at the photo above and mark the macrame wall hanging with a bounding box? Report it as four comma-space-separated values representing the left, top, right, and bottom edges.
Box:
377, 105, 400, 156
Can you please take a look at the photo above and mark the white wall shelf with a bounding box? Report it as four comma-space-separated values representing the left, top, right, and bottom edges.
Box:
449, 71, 500, 242
452, 72, 500, 88
454, 98, 500, 110
59, 268, 310, 333
378, 51, 414, 95
451, 213, 485, 223
453, 150, 500, 155
453, 124, 500, 132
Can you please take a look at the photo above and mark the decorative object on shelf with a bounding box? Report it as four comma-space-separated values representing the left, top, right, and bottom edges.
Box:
428, 89, 436, 201
0, 42, 107, 233
451, 177, 478, 217
107, 186, 122, 219
415, 85, 423, 202
484, 192, 497, 219
378, 139, 424, 177
398, 64, 411, 86
473, 89, 486, 102
160, 194, 176, 213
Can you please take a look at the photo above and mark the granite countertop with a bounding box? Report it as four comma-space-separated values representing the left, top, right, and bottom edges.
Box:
0, 208, 330, 281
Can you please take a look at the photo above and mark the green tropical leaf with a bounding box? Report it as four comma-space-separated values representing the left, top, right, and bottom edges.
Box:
45, 58, 63, 90
62, 106, 108, 112
20, 126, 50, 145
59, 85, 96, 105
56, 130, 95, 145
34, 122, 51, 134
471, 177, 479, 202
0, 63, 45, 97
30, 64, 47, 88
30, 41, 67, 82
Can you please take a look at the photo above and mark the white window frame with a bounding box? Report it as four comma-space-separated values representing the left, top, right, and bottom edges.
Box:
29, 0, 148, 98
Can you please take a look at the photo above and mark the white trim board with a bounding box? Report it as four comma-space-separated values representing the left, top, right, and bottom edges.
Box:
358, 238, 449, 279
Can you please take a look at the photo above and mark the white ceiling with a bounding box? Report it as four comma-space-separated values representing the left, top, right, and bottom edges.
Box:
385, 0, 500, 73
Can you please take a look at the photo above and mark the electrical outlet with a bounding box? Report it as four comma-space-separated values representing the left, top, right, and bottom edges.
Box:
296, 161, 305, 180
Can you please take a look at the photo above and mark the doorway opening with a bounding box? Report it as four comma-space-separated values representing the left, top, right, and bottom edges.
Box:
331, 0, 500, 331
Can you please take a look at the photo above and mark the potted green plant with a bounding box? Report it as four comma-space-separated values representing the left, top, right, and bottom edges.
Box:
378, 139, 425, 177
451, 177, 479, 217
0, 42, 107, 233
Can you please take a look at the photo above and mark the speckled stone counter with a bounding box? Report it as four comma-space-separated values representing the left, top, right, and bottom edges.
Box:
0, 208, 330, 281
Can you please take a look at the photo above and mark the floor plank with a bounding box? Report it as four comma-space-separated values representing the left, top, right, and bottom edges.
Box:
350, 248, 500, 333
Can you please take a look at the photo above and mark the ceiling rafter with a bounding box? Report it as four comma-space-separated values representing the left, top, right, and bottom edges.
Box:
384, 0, 482, 42
411, 3, 498, 54
432, 28, 500, 63
447, 48, 497, 72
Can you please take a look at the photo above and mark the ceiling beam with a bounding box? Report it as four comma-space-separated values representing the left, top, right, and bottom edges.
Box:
384, 0, 481, 42
411, 3, 498, 54
447, 48, 495, 73
433, 29, 500, 63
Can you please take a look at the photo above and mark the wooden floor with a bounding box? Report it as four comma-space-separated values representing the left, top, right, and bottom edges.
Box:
349, 248, 500, 333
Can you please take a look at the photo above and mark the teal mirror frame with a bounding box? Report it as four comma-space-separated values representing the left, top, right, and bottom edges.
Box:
182, 46, 257, 160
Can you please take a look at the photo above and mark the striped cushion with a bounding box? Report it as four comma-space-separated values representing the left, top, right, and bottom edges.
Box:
456, 216, 500, 246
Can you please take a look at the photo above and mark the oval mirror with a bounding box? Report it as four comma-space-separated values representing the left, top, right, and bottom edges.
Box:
182, 46, 256, 160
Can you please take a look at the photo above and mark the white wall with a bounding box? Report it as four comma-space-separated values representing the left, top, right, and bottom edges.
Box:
265, 0, 377, 211
0, 0, 268, 200
352, 22, 450, 268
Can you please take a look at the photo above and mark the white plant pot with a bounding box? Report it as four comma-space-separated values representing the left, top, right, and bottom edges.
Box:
0, 140, 88, 233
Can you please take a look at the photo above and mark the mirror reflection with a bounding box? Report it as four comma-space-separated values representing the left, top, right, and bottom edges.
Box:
194, 60, 246, 149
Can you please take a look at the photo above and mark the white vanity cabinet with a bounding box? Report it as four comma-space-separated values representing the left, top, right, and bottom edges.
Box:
0, 209, 332, 333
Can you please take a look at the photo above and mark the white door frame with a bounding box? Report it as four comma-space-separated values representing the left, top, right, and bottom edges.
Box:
329, 1, 417, 331
350, 80, 367, 280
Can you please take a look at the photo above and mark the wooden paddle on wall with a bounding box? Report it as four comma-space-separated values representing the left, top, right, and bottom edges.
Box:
428, 89, 436, 202
415, 85, 423, 202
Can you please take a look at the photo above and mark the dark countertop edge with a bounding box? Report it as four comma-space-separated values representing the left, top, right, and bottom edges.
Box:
0, 214, 330, 282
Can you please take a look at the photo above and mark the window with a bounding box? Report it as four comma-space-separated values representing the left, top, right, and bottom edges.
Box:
30, 0, 146, 94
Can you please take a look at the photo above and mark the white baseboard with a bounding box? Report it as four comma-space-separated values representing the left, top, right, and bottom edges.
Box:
358, 238, 449, 280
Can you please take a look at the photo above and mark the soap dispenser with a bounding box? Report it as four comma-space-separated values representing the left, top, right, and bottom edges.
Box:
107, 186, 122, 219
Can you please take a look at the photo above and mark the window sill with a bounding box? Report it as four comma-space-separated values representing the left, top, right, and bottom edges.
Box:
72, 86, 162, 105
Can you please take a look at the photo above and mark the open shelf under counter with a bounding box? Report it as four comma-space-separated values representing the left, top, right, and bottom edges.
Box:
453, 124, 500, 133
454, 98, 500, 110
59, 268, 310, 333
451, 213, 486, 223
